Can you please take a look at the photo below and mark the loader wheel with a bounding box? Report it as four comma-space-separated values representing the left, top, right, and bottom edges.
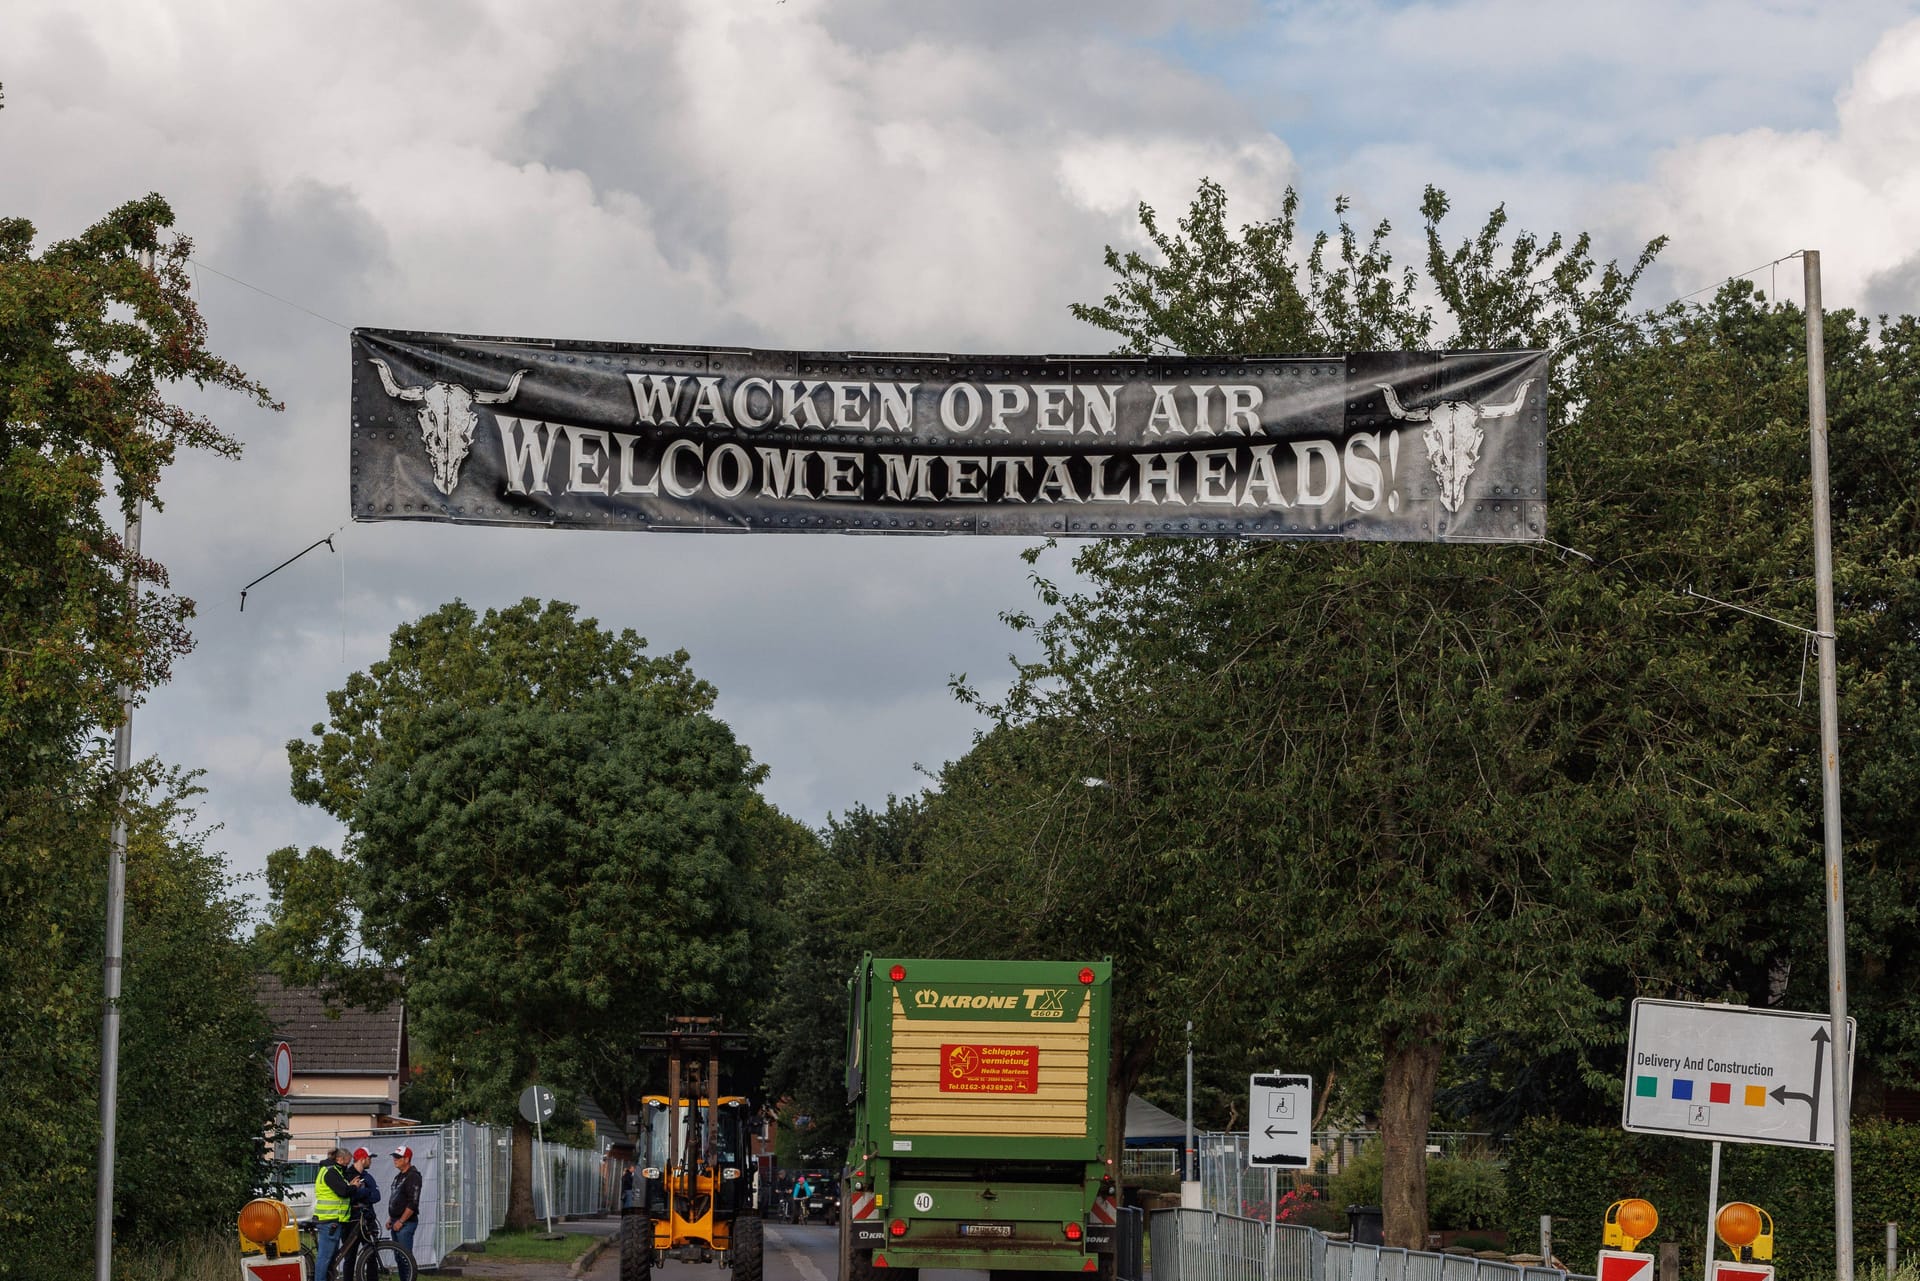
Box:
730, 1215, 764, 1281
621, 1214, 654, 1281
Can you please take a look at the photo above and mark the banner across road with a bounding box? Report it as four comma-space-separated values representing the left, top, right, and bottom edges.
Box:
350, 329, 1547, 543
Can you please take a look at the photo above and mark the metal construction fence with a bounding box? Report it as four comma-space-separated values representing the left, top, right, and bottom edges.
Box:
1195, 1132, 1501, 1215
1125, 1149, 1182, 1178
333, 1120, 610, 1266
1148, 1210, 1597, 1281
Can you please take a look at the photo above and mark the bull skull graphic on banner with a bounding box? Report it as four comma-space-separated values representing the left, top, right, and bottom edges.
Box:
1377, 378, 1536, 513
369, 358, 527, 495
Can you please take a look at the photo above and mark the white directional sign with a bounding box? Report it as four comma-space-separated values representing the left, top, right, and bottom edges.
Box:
1248, 1073, 1312, 1168
1623, 999, 1855, 1149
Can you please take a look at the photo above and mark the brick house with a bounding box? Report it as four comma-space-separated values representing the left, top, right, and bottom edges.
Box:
256, 975, 411, 1159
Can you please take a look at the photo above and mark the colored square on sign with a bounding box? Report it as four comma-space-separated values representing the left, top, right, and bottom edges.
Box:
1710, 1082, 1732, 1104
1635, 1075, 1659, 1098
1672, 1079, 1694, 1100
1745, 1084, 1767, 1106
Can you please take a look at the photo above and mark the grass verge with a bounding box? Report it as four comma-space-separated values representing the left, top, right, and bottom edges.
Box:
115, 1231, 243, 1281
478, 1228, 597, 1261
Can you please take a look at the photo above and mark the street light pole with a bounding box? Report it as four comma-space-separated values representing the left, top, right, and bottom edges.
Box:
1803, 249, 1854, 1281
93, 249, 151, 1281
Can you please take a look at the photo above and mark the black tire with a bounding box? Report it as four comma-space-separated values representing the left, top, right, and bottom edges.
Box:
353, 1240, 417, 1281
622, 1213, 655, 1281
839, 1211, 875, 1281
730, 1214, 764, 1281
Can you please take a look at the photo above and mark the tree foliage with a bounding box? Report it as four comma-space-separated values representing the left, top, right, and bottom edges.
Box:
266, 598, 783, 1228
0, 188, 277, 1272
0, 194, 276, 786
0, 771, 275, 1275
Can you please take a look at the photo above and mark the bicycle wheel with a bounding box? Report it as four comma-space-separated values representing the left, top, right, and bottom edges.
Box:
353, 1239, 418, 1281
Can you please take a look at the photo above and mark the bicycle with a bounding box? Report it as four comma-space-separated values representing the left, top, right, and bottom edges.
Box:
329, 1208, 418, 1281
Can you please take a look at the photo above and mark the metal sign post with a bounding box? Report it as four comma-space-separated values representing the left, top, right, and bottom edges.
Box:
519, 1085, 558, 1236
1705, 1141, 1722, 1281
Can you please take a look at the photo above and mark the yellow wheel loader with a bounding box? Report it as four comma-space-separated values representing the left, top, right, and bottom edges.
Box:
622, 1018, 762, 1281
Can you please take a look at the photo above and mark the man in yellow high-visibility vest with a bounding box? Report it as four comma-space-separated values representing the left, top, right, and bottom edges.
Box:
313, 1146, 362, 1279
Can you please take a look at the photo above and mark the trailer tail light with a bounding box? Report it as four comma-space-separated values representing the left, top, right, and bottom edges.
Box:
890, 964, 906, 981
1079, 967, 1095, 984
1065, 1222, 1084, 1241
890, 1219, 908, 1237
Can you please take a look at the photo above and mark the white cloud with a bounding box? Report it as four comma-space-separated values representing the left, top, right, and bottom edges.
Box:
1612, 17, 1920, 314
8, 0, 1920, 894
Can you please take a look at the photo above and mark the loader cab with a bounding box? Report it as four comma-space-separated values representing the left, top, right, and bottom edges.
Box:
636, 1095, 757, 1237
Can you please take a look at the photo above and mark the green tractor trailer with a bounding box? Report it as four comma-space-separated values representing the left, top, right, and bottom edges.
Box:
837, 956, 1119, 1281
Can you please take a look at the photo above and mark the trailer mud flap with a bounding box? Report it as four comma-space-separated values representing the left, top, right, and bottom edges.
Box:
849, 1190, 886, 1246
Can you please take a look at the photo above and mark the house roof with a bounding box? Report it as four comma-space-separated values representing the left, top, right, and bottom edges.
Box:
256, 974, 405, 1075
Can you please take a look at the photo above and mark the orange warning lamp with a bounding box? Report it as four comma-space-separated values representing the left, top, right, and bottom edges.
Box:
1604, 1198, 1660, 1251
1715, 1202, 1775, 1262
236, 1197, 301, 1258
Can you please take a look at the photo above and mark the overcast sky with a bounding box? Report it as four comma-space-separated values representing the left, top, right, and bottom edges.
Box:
7, 0, 1920, 909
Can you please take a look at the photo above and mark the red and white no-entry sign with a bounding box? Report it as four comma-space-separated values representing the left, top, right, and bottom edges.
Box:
271, 1041, 293, 1096
1597, 1250, 1655, 1281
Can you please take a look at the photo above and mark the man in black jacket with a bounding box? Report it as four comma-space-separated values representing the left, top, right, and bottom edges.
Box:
387, 1145, 424, 1255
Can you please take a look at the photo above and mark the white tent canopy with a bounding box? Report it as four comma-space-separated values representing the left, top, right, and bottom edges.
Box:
1124, 1094, 1186, 1146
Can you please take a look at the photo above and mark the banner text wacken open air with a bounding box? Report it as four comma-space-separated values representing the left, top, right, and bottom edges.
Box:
350, 330, 1548, 543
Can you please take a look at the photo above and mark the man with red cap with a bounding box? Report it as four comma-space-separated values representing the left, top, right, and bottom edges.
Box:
388, 1145, 424, 1255
340, 1146, 383, 1276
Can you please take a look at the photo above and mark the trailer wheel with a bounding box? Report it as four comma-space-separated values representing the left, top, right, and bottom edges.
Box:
621, 1214, 654, 1281
839, 1210, 878, 1281
730, 1215, 764, 1281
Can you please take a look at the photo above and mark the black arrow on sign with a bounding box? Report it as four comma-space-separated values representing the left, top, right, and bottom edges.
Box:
1264, 1126, 1301, 1139
1768, 1025, 1830, 1143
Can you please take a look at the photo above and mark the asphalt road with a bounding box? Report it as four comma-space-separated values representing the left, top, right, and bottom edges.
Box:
459, 1216, 988, 1281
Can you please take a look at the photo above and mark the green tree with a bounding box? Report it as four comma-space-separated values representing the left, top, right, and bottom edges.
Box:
0, 194, 275, 787
0, 186, 274, 1272
266, 598, 777, 1228
0, 769, 275, 1276
950, 180, 1836, 1248
760, 797, 931, 1152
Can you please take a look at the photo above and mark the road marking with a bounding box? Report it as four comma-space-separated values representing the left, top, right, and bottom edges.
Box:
779, 1237, 830, 1281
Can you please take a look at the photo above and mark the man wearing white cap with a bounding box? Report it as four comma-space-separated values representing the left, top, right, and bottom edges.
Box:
388, 1145, 424, 1255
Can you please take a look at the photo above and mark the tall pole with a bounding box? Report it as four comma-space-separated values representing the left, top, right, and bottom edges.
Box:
1185, 1021, 1194, 1185
1704, 1141, 1722, 1281
1804, 249, 1854, 1281
94, 248, 151, 1281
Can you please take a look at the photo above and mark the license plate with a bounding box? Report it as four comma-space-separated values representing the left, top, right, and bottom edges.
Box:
959, 1223, 1014, 1238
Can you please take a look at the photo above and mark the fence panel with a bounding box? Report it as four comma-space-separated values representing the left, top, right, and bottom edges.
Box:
1151, 1205, 1597, 1281
1125, 1149, 1180, 1179
1273, 1222, 1325, 1281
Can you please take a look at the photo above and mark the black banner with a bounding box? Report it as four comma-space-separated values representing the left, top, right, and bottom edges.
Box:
350, 329, 1547, 542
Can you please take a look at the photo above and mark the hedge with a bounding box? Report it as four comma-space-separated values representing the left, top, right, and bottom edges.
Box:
1502, 1120, 1920, 1281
